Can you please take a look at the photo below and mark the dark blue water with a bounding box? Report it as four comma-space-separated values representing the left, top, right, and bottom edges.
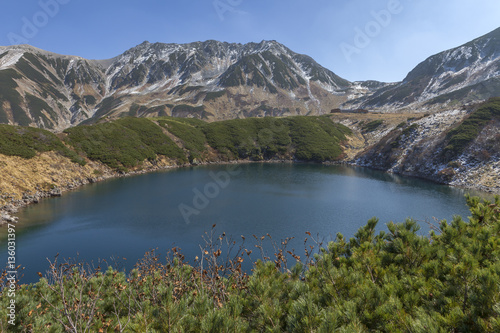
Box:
1, 163, 482, 283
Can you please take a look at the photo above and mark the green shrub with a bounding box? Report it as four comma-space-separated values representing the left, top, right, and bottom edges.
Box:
157, 117, 208, 155
116, 117, 186, 160
288, 116, 351, 161
0, 124, 85, 165
65, 117, 187, 169
159, 115, 352, 162
362, 119, 384, 132
444, 97, 500, 157
171, 104, 210, 119
200, 116, 350, 162
204, 90, 227, 101
83, 95, 97, 105
396, 121, 406, 129
0, 113, 354, 170
402, 123, 419, 135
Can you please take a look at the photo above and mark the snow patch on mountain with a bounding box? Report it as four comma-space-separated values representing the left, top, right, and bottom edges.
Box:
0, 50, 24, 70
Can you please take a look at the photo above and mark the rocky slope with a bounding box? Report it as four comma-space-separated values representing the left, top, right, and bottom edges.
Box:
0, 45, 107, 130
350, 98, 500, 193
345, 27, 500, 111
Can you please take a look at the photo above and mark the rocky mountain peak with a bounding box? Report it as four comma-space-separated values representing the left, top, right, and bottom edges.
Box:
1, 27, 499, 130
0, 38, 354, 130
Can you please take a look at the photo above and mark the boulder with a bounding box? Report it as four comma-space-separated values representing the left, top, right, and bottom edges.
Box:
4, 204, 18, 214
1, 212, 18, 223
50, 188, 62, 197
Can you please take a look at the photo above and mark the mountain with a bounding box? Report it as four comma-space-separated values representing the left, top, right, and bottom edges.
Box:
1, 28, 499, 130
0, 45, 107, 129
345, 27, 500, 110
0, 41, 353, 130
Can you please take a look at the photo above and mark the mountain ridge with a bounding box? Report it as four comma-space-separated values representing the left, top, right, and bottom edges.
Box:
0, 39, 359, 130
344, 27, 500, 110
0, 27, 499, 130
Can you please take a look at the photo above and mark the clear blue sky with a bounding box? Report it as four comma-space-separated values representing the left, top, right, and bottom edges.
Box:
1, 0, 499, 82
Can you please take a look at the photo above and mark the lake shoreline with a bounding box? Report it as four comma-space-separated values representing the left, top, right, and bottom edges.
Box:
0, 157, 297, 226
1, 155, 498, 226
341, 161, 500, 196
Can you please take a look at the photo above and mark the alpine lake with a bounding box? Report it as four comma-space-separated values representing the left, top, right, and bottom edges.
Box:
1, 163, 490, 284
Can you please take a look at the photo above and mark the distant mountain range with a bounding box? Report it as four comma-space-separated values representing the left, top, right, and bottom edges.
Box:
0, 27, 499, 130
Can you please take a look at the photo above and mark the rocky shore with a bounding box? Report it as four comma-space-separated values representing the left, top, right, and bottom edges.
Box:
1, 178, 92, 225
335, 108, 500, 196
